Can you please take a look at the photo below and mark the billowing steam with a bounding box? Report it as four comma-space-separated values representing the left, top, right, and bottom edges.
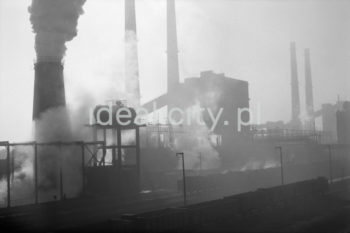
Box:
0, 146, 82, 205
0, 147, 34, 206
173, 103, 221, 170
29, 0, 86, 62
0, 0, 90, 204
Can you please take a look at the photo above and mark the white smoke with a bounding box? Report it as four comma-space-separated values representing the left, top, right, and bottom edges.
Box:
173, 103, 221, 170
0, 147, 34, 206
125, 30, 141, 108
34, 107, 72, 142
240, 158, 279, 172
5, 0, 89, 203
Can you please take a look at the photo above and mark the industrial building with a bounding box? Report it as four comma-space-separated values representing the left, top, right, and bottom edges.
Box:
337, 101, 350, 144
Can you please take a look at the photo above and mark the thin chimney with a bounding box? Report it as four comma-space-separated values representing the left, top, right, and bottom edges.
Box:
290, 42, 301, 129
125, 0, 137, 32
125, 0, 140, 107
33, 60, 66, 120
304, 48, 315, 129
167, 0, 180, 93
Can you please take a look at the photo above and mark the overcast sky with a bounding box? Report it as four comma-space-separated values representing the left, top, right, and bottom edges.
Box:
0, 0, 349, 141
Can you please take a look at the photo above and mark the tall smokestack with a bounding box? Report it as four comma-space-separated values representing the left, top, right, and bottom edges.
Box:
29, 0, 86, 138
125, 0, 141, 107
290, 42, 301, 129
167, 0, 180, 93
33, 61, 66, 120
125, 0, 136, 32
304, 48, 315, 129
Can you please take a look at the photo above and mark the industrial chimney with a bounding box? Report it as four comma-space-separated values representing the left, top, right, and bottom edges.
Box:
167, 0, 180, 93
290, 42, 301, 129
304, 48, 315, 130
32, 60, 66, 120
125, 0, 141, 107
29, 0, 86, 140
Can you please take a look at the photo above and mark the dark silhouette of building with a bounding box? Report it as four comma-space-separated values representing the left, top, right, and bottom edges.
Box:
337, 101, 350, 144
304, 48, 315, 130
320, 103, 341, 143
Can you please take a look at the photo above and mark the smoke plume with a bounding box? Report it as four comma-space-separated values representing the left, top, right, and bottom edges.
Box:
29, 0, 86, 62
25, 0, 87, 202
173, 104, 221, 170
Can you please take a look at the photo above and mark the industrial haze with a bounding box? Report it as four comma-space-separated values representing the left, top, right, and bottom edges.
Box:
0, 0, 349, 233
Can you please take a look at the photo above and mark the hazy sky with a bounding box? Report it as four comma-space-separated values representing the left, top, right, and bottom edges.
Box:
0, 0, 349, 141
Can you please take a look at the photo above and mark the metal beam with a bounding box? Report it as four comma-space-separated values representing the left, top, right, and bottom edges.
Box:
6, 144, 10, 208
81, 144, 86, 195
34, 143, 39, 204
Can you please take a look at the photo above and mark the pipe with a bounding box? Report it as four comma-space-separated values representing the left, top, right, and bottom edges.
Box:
34, 143, 39, 204
6, 144, 10, 208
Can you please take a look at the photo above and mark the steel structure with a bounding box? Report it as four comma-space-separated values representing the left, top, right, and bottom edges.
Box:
0, 141, 104, 208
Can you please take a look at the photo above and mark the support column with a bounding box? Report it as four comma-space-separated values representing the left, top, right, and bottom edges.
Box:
6, 144, 10, 208
34, 143, 39, 204
112, 129, 117, 167
117, 129, 122, 170
102, 129, 107, 166
136, 127, 140, 193
93, 127, 98, 167
59, 144, 64, 200
81, 143, 86, 195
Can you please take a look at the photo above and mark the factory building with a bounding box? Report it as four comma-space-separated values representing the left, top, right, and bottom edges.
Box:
337, 101, 350, 144
182, 71, 250, 134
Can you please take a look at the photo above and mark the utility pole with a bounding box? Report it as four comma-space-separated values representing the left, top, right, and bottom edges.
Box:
199, 152, 202, 174
328, 145, 333, 184
59, 144, 64, 201
176, 152, 186, 206
81, 143, 86, 196
6, 143, 10, 208
34, 143, 38, 204
275, 146, 284, 185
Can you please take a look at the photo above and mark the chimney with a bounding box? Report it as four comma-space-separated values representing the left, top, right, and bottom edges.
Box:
125, 0, 141, 107
167, 0, 180, 93
125, 0, 137, 32
33, 61, 66, 120
290, 42, 301, 129
304, 48, 315, 129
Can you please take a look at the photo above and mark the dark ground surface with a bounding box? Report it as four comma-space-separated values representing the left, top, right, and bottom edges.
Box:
0, 179, 349, 233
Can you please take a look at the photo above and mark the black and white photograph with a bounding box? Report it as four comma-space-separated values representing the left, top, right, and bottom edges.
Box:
0, 0, 349, 232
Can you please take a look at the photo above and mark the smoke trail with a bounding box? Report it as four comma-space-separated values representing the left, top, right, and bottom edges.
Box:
29, 0, 86, 62
125, 0, 141, 107
125, 30, 141, 107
